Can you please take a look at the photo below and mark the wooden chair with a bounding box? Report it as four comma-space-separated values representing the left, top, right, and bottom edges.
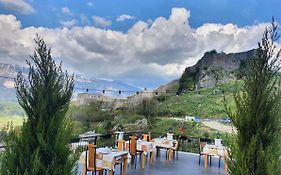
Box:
198, 138, 213, 166
117, 140, 125, 151
142, 134, 150, 141
128, 136, 142, 169
114, 140, 125, 175
85, 144, 104, 175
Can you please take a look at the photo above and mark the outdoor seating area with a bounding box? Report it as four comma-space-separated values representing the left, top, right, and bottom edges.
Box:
75, 132, 228, 175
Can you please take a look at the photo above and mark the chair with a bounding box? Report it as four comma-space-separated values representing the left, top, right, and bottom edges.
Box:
218, 147, 227, 169
85, 144, 104, 175
128, 136, 142, 169
198, 138, 213, 166
142, 134, 150, 141
171, 140, 179, 160
114, 140, 125, 175
117, 140, 125, 151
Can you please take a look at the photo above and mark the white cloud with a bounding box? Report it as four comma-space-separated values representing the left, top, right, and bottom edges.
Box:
61, 6, 73, 16
92, 16, 112, 27
0, 0, 34, 15
60, 19, 77, 28
0, 8, 268, 88
116, 14, 135, 22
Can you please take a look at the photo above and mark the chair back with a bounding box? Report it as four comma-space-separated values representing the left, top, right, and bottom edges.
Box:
172, 141, 178, 150
129, 136, 137, 155
142, 134, 150, 141
86, 144, 97, 170
117, 140, 125, 151
198, 138, 212, 153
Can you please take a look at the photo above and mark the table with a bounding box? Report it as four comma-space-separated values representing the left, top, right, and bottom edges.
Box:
153, 138, 178, 161
79, 148, 129, 175
125, 140, 155, 169
203, 144, 228, 170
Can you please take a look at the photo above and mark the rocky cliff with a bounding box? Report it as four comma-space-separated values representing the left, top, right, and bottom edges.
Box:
178, 49, 255, 92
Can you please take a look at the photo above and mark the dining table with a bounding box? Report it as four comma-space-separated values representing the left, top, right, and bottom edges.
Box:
79, 147, 129, 175
125, 139, 155, 169
202, 144, 228, 170
153, 138, 178, 161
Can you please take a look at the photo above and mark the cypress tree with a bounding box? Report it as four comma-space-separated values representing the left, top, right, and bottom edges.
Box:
227, 20, 281, 174
0, 35, 76, 175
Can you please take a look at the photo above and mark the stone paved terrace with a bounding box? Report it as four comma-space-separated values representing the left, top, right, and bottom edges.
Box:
80, 151, 227, 175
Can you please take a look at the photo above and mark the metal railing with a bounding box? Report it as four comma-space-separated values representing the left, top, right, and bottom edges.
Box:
69, 131, 217, 154
1, 132, 226, 154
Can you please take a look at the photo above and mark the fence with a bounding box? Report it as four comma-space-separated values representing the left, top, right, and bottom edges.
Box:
69, 132, 211, 154
1, 132, 224, 154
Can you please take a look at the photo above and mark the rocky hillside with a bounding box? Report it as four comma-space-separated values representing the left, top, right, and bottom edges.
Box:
178, 49, 255, 92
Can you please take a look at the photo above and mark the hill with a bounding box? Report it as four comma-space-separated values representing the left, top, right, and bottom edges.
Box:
178, 49, 255, 92
157, 80, 242, 118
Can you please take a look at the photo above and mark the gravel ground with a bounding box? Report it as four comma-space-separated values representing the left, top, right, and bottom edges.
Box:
202, 121, 236, 134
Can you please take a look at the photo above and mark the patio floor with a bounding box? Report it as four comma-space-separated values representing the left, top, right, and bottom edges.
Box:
80, 151, 227, 175
124, 151, 227, 175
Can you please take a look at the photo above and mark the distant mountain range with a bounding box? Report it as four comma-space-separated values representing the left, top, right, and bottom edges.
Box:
0, 63, 142, 101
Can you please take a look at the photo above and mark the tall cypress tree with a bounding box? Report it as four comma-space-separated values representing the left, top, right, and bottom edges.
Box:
0, 35, 76, 174
227, 20, 281, 174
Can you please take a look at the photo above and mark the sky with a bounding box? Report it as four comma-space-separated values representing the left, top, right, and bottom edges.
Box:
0, 0, 280, 89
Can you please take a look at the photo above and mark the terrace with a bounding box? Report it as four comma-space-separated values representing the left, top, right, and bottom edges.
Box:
78, 152, 227, 175
75, 132, 228, 175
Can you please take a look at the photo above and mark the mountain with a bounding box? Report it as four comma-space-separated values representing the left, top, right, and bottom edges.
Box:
0, 63, 142, 101
178, 49, 256, 92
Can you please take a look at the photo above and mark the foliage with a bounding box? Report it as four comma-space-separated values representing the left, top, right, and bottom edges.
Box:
67, 102, 112, 131
135, 98, 158, 131
0, 35, 77, 175
178, 68, 197, 92
158, 81, 241, 118
152, 118, 219, 139
226, 20, 281, 175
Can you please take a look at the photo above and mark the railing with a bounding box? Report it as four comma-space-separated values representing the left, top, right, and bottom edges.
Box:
69, 131, 219, 154
1, 132, 225, 154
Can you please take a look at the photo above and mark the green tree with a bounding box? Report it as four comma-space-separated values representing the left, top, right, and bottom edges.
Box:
137, 98, 158, 131
0, 35, 76, 175
69, 102, 112, 130
226, 20, 281, 175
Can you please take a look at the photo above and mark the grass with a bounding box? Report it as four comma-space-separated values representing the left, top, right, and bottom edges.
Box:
0, 100, 24, 129
0, 116, 25, 129
157, 81, 241, 118
152, 118, 221, 139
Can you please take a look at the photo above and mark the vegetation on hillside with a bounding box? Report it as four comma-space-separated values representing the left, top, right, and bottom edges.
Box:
67, 97, 224, 140
179, 68, 198, 92
158, 81, 242, 118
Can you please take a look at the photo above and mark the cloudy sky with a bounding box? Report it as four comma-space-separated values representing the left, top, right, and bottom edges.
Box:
0, 0, 280, 89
